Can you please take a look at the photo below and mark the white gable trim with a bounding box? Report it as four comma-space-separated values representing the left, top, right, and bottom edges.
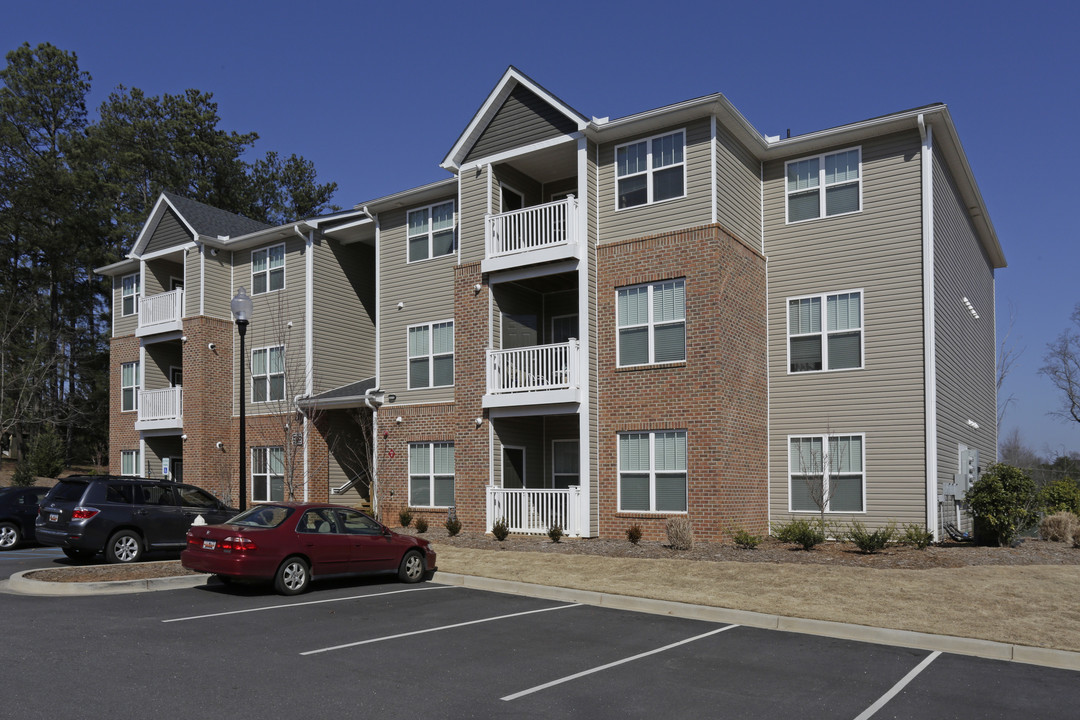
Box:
131, 194, 198, 257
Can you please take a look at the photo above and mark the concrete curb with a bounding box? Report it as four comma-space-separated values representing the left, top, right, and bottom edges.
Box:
5, 567, 210, 596
433, 572, 1080, 673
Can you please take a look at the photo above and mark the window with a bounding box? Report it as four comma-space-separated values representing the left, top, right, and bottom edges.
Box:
618, 431, 687, 513
408, 322, 454, 389
786, 147, 861, 223
617, 280, 685, 366
121, 361, 140, 412
409, 442, 454, 507
407, 201, 455, 262
252, 244, 285, 294
121, 274, 140, 317
252, 346, 285, 402
789, 434, 864, 513
121, 450, 139, 477
616, 130, 685, 209
252, 446, 285, 502
552, 440, 580, 489
788, 291, 863, 373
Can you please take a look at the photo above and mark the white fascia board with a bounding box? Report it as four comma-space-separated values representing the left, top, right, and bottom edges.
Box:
94, 257, 140, 276
351, 178, 458, 214
140, 242, 196, 261
458, 132, 582, 174
131, 194, 199, 257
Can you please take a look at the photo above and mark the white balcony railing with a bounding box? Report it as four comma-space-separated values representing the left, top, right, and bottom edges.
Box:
137, 387, 182, 424
487, 486, 583, 537
138, 289, 183, 333
485, 195, 579, 260
486, 340, 579, 395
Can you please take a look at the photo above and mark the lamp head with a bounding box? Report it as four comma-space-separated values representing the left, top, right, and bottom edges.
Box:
231, 287, 253, 324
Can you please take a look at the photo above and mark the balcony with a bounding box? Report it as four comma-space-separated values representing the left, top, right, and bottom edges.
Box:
486, 486, 583, 537
136, 387, 182, 431
483, 196, 580, 273
137, 289, 183, 337
484, 340, 581, 409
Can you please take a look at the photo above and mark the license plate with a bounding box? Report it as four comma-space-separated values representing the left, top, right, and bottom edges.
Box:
202, 540, 217, 550
49, 513, 58, 522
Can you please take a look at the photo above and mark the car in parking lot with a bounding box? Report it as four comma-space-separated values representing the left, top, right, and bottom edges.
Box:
35, 476, 238, 563
181, 502, 436, 595
0, 486, 51, 550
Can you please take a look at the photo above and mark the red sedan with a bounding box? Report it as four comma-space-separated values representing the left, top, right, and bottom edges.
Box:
181, 503, 436, 595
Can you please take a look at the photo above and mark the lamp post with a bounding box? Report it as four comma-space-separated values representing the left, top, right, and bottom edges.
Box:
231, 287, 253, 510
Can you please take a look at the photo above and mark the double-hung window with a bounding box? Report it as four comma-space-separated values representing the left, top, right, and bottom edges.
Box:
552, 440, 580, 489
789, 434, 864, 513
121, 361, 140, 412
121, 274, 140, 317
121, 450, 139, 477
252, 244, 285, 294
616, 130, 685, 209
617, 279, 685, 366
251, 346, 285, 402
252, 446, 285, 502
408, 321, 454, 389
618, 431, 687, 513
409, 442, 454, 507
788, 291, 862, 373
786, 148, 861, 223
407, 201, 455, 262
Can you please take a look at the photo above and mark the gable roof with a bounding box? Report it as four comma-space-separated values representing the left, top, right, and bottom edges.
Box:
128, 192, 272, 258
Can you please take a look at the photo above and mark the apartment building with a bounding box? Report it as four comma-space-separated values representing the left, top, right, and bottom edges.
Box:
97, 67, 1003, 541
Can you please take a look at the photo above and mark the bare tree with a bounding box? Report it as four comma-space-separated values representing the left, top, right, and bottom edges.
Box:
997, 302, 1024, 428
1040, 304, 1080, 426
791, 435, 838, 528
0, 296, 61, 459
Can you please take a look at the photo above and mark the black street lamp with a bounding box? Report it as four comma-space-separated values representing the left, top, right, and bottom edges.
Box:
231, 287, 253, 510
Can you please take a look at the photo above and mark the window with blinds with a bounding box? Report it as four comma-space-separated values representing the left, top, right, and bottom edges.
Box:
408, 321, 454, 389
408, 201, 456, 262
789, 434, 864, 513
787, 290, 862, 373
617, 279, 686, 367
785, 147, 861, 223
618, 431, 687, 513
252, 244, 285, 294
615, 130, 686, 209
409, 442, 455, 507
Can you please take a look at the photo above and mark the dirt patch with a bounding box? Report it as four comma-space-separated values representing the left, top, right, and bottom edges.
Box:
26, 561, 203, 583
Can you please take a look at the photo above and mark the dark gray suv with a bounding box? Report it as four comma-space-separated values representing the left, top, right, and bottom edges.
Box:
36, 476, 238, 563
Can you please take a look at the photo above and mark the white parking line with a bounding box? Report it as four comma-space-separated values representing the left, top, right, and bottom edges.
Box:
501, 624, 739, 701
853, 651, 941, 720
162, 584, 458, 623
301, 603, 582, 656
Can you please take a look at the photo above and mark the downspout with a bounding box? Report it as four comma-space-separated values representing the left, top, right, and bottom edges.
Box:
919, 114, 939, 540
296, 224, 314, 502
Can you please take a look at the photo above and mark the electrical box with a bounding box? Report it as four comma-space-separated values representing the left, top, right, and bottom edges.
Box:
961, 448, 979, 491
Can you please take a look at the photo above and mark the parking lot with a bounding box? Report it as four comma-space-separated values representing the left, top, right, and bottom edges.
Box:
2, 548, 1078, 719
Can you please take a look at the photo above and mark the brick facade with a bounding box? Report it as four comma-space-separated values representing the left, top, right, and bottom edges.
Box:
108, 334, 141, 474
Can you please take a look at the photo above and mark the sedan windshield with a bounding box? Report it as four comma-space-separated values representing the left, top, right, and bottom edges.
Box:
227, 505, 293, 528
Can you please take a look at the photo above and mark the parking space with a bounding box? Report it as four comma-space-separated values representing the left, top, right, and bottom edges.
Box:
2, 574, 1078, 719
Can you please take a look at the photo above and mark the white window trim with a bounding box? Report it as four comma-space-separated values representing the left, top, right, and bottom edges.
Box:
408, 442, 455, 508
406, 200, 456, 264
121, 361, 140, 413
501, 445, 526, 488
551, 439, 579, 488
616, 279, 686, 368
407, 320, 455, 390
251, 345, 286, 403
616, 430, 688, 514
121, 449, 140, 477
787, 433, 867, 514
500, 183, 524, 213
121, 273, 140, 317
784, 146, 862, 224
251, 243, 286, 295
786, 289, 865, 375
251, 446, 285, 503
614, 128, 687, 211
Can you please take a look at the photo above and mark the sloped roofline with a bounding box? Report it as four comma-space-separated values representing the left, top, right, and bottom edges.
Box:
129, 194, 199, 258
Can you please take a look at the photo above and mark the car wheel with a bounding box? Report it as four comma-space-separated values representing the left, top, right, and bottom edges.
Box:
62, 548, 96, 562
274, 557, 310, 595
105, 530, 143, 563
398, 549, 425, 583
0, 522, 20, 550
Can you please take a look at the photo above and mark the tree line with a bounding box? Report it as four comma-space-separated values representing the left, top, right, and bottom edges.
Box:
1, 42, 339, 467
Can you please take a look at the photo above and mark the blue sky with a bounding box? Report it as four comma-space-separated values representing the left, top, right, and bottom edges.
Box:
6, 0, 1079, 456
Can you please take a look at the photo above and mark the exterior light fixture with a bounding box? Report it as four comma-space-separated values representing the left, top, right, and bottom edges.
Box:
231, 287, 254, 510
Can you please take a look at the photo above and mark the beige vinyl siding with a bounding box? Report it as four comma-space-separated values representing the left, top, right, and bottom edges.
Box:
543, 415, 579, 487
544, 176, 577, 202
232, 237, 308, 418
493, 417, 544, 488
145, 258, 183, 297
378, 201, 457, 406
144, 344, 181, 391
113, 275, 138, 337
716, 123, 762, 251
464, 84, 578, 164
184, 247, 201, 318
203, 248, 232, 320
765, 130, 926, 527
143, 209, 191, 254
597, 118, 712, 244
459, 168, 488, 265
493, 164, 543, 207
312, 239, 376, 394
932, 146, 996, 516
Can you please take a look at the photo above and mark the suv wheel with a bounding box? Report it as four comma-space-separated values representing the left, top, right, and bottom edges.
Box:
106, 530, 143, 563
0, 522, 20, 550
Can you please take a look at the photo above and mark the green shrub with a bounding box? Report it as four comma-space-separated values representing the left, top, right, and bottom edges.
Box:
901, 523, 935, 549
491, 518, 509, 541
1038, 511, 1078, 542
847, 521, 895, 554
444, 507, 462, 537
773, 518, 826, 550
965, 463, 1039, 547
28, 425, 65, 479
626, 524, 642, 545
398, 507, 413, 528
1040, 477, 1080, 516
547, 523, 563, 543
414, 517, 429, 534
731, 528, 762, 550
665, 517, 694, 550
10, 460, 36, 487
